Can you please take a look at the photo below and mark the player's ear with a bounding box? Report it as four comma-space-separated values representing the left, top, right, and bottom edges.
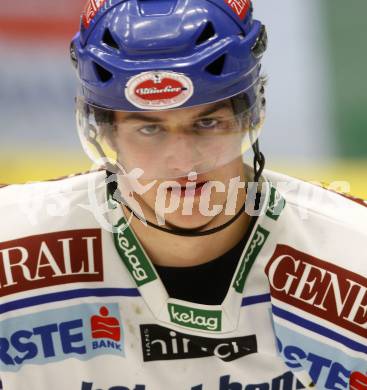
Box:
101, 125, 118, 152
96, 108, 118, 152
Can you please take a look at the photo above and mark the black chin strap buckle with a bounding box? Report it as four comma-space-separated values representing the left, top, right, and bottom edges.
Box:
252, 139, 266, 211
252, 139, 265, 183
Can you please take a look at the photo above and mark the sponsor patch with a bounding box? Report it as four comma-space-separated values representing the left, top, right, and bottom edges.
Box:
114, 222, 157, 287
350, 372, 367, 390
266, 186, 286, 221
275, 324, 367, 389
266, 244, 367, 338
140, 324, 257, 362
233, 225, 269, 293
0, 229, 103, 297
168, 303, 222, 332
125, 71, 194, 110
0, 303, 124, 372
82, 0, 107, 28
224, 0, 251, 21
81, 372, 302, 390
91, 306, 121, 342
277, 338, 350, 388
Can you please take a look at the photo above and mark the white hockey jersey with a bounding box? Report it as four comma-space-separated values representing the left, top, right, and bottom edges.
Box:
0, 169, 366, 390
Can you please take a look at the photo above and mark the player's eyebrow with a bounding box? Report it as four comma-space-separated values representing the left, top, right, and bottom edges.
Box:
195, 102, 231, 118
123, 113, 163, 123
122, 102, 230, 123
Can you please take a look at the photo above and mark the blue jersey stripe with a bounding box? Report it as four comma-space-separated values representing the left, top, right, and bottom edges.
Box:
272, 305, 367, 355
0, 289, 272, 315
0, 288, 140, 315
242, 293, 271, 306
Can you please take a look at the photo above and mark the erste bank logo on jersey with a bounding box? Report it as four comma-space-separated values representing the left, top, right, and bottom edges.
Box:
0, 303, 124, 372
0, 229, 104, 297
276, 336, 367, 389
350, 372, 367, 390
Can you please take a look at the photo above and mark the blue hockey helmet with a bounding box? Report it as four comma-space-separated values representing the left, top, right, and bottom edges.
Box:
71, 0, 267, 179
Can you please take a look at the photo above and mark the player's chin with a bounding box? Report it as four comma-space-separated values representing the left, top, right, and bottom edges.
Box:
161, 208, 221, 231
161, 190, 230, 230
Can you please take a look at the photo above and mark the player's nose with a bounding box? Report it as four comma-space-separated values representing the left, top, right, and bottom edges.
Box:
164, 133, 204, 173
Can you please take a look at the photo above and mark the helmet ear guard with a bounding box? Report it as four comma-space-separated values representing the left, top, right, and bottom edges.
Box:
70, 40, 79, 70
252, 25, 268, 58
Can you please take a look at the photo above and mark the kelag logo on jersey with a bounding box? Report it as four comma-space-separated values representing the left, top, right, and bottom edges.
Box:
114, 223, 157, 287
0, 229, 103, 297
0, 303, 124, 372
168, 303, 222, 331
140, 324, 257, 362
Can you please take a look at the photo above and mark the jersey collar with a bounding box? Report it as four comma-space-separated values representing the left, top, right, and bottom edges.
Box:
106, 172, 286, 334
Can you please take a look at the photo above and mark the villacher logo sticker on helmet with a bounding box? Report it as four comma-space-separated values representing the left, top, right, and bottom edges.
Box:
125, 71, 194, 110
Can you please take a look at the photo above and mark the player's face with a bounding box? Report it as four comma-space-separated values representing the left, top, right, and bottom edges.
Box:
113, 103, 247, 230
113, 100, 244, 181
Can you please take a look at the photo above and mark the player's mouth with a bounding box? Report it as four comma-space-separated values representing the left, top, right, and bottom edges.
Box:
168, 179, 209, 198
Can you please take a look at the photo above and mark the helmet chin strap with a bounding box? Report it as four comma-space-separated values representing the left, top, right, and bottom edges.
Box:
106, 140, 265, 237
252, 139, 266, 183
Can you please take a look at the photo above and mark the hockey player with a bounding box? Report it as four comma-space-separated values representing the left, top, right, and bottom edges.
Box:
0, 1, 366, 389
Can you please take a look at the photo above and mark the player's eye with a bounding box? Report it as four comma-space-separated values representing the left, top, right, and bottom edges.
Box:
138, 125, 163, 136
195, 118, 219, 130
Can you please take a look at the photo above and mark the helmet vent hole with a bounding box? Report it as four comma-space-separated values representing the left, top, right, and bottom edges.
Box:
94, 62, 113, 82
205, 54, 226, 76
102, 28, 119, 50
196, 22, 216, 45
